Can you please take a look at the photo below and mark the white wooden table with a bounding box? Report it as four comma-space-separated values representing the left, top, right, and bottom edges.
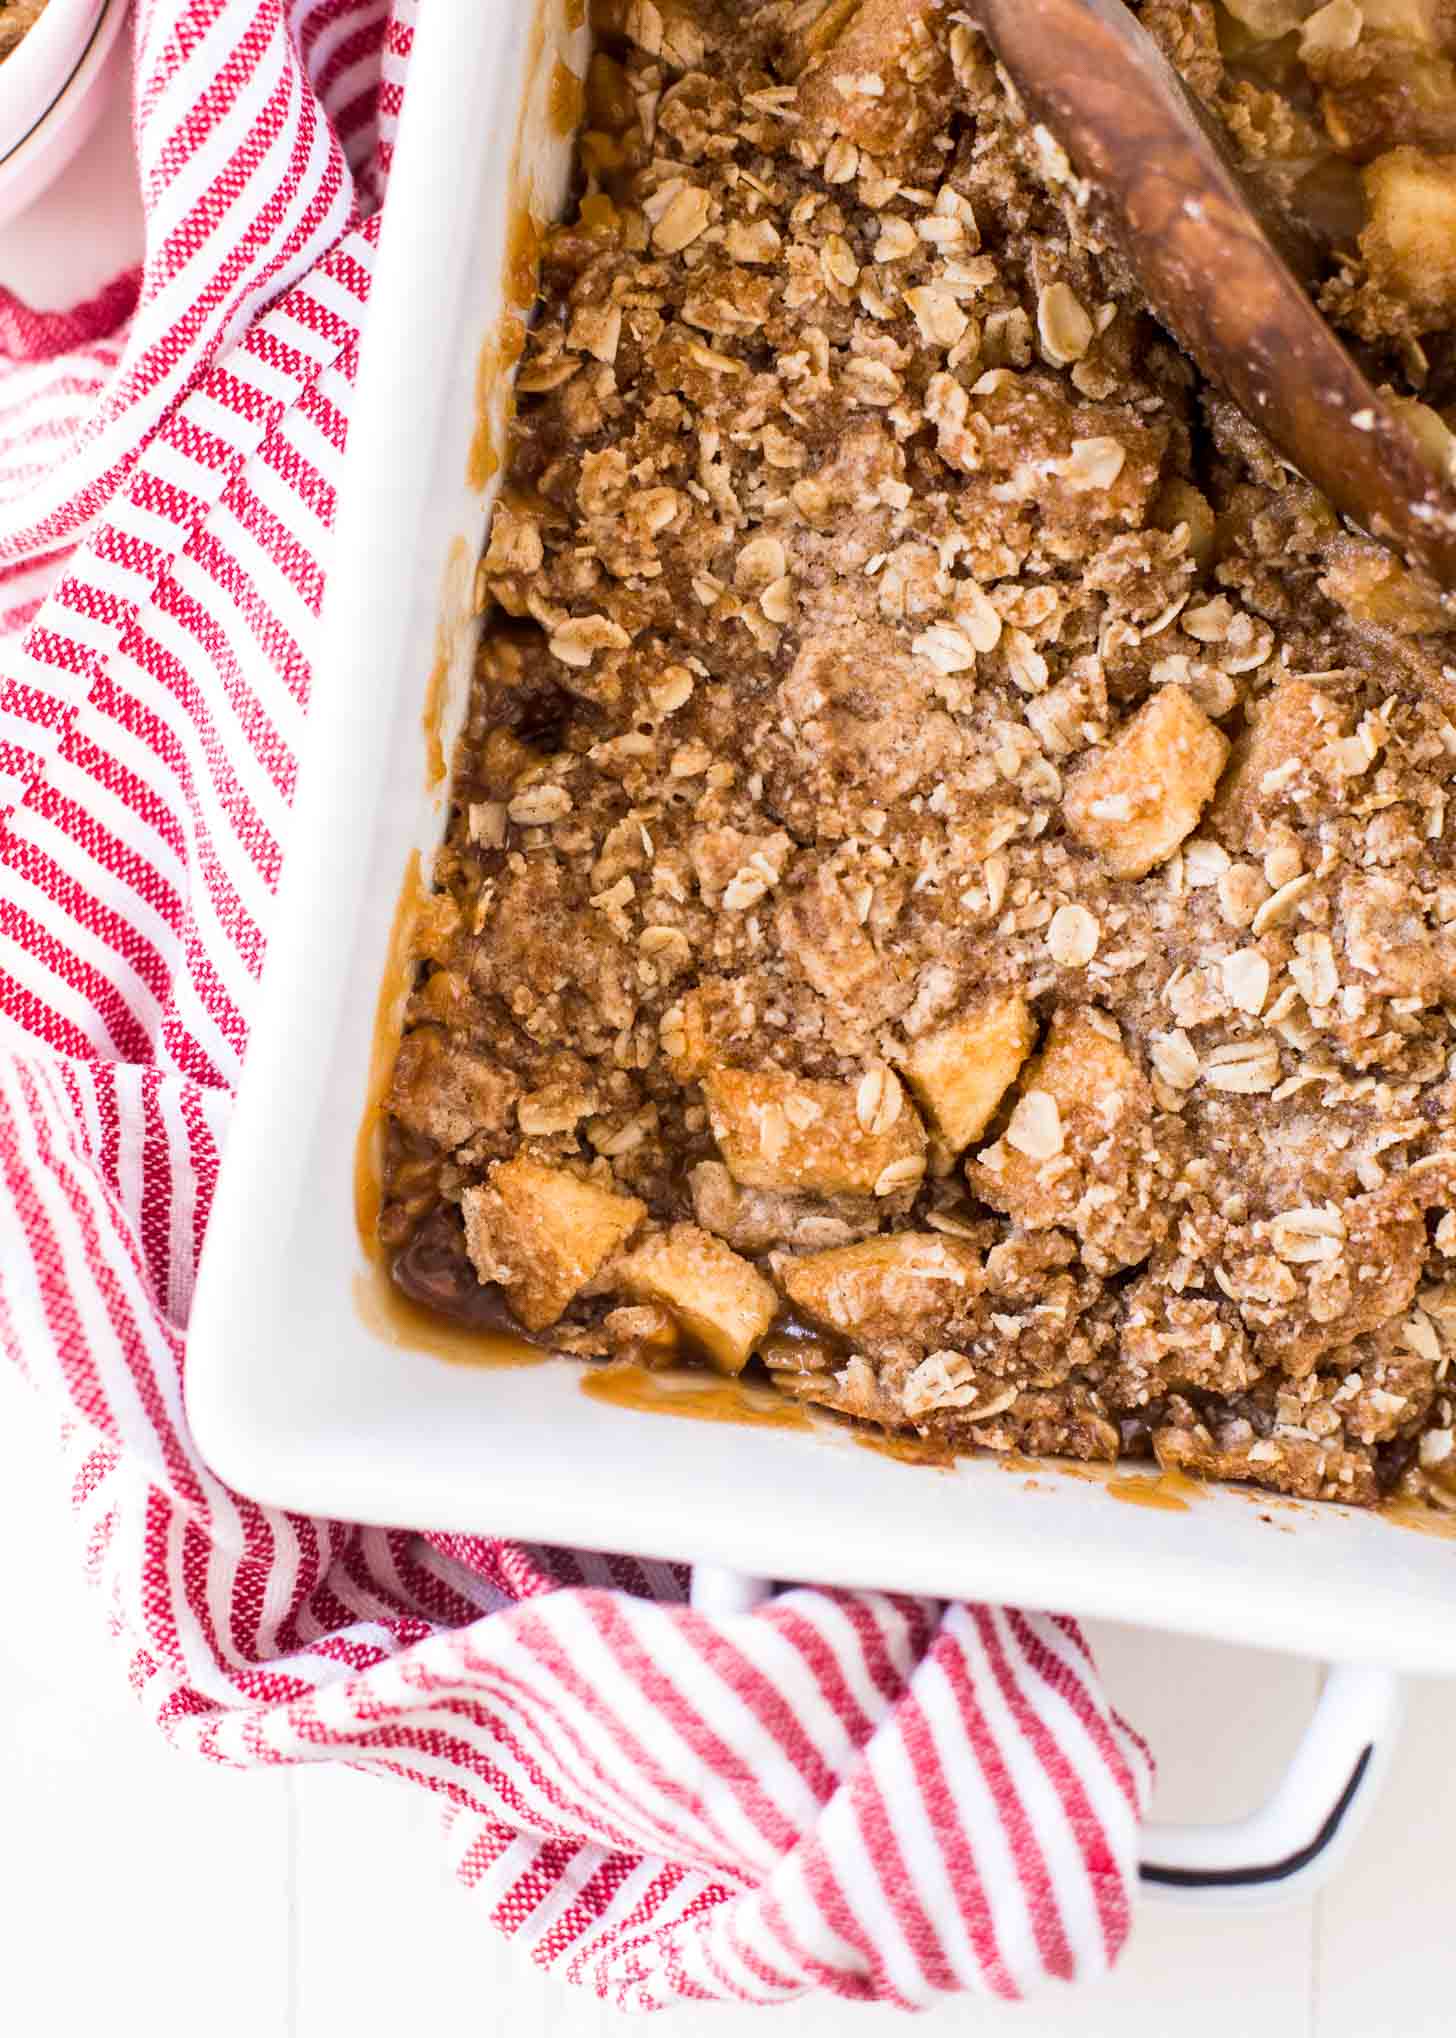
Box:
2, 60, 1450, 2038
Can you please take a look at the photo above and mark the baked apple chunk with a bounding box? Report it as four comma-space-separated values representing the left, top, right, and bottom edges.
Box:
702, 1067, 927, 1197
618, 1223, 779, 1374
462, 1158, 645, 1333
1065, 686, 1229, 879
779, 1232, 984, 1341
968, 1009, 1181, 1275
901, 992, 1036, 1153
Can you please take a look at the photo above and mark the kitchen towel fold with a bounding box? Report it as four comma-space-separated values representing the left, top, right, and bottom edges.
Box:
0, 0, 1152, 2011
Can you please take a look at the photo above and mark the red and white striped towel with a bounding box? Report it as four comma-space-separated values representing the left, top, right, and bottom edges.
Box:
0, 1, 1153, 2011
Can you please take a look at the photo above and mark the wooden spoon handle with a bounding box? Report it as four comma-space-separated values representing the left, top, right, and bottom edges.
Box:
966, 0, 1456, 588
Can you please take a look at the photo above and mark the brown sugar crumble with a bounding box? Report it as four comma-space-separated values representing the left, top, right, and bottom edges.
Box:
380, 0, 1456, 1514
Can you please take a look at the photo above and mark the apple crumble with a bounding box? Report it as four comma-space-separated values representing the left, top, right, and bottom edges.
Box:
379, 0, 1456, 1512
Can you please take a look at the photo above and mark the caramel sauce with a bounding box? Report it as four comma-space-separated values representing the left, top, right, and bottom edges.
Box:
1145, 1467, 1204, 1503
1021, 1453, 1456, 1534
420, 535, 474, 783
466, 416, 501, 494
581, 130, 630, 179
577, 190, 621, 235
549, 59, 585, 140
468, 321, 511, 493
997, 1453, 1210, 1507
1035, 1456, 1102, 1482
1105, 1469, 1200, 1513
853, 1427, 956, 1469
354, 852, 426, 1257
1377, 1497, 1456, 1542
467, 212, 542, 492
504, 206, 544, 311
352, 858, 542, 1369
582, 1362, 814, 1432
421, 654, 448, 785
563, 0, 585, 26
352, 1266, 544, 1369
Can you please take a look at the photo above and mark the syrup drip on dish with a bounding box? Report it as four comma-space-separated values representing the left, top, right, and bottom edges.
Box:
581, 1361, 814, 1431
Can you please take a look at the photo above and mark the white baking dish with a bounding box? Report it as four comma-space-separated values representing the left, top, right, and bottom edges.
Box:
188, 0, 1451, 1903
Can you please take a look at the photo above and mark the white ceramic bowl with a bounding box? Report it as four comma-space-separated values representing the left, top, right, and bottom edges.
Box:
0, 0, 129, 232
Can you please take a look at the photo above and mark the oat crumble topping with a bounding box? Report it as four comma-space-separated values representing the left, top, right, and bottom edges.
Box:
381, 0, 1456, 1512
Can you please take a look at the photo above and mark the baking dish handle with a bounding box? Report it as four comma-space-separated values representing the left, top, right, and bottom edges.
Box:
1137, 1659, 1401, 1907
689, 1567, 1401, 1908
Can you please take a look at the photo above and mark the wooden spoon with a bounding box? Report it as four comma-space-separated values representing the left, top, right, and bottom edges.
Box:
964, 0, 1456, 589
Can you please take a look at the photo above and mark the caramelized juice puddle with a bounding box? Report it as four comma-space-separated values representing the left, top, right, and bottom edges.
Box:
421, 652, 449, 786
582, 1362, 813, 1431
420, 536, 473, 788
853, 1426, 956, 1468
353, 855, 544, 1370
352, 1267, 545, 1368
1104, 1470, 1198, 1513
549, 58, 585, 137
354, 854, 424, 1255
1373, 1496, 1456, 1541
